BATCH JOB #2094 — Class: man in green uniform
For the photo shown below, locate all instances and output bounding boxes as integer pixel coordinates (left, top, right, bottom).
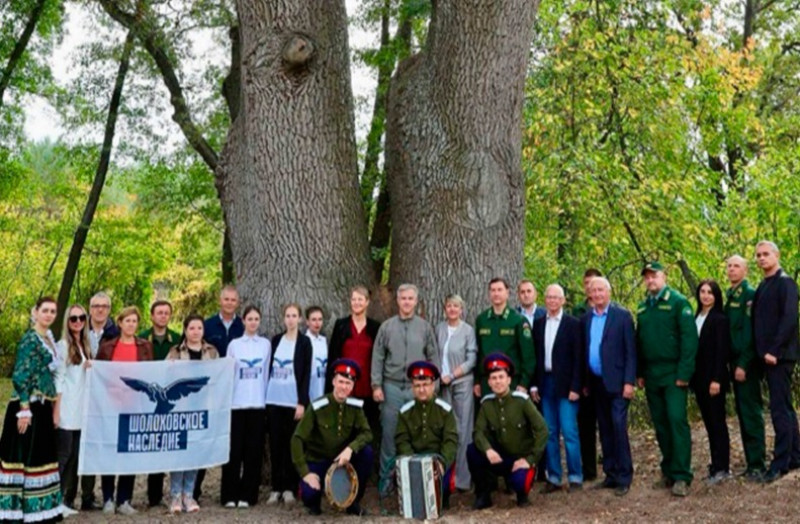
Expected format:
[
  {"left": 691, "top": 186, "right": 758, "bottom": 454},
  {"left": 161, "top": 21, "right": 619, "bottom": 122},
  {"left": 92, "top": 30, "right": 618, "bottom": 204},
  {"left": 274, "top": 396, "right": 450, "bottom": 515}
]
[
  {"left": 474, "top": 278, "right": 535, "bottom": 396},
  {"left": 396, "top": 361, "right": 459, "bottom": 508},
  {"left": 468, "top": 353, "right": 548, "bottom": 509},
  {"left": 636, "top": 261, "right": 698, "bottom": 497},
  {"left": 292, "top": 359, "right": 373, "bottom": 516},
  {"left": 724, "top": 254, "right": 766, "bottom": 481}
]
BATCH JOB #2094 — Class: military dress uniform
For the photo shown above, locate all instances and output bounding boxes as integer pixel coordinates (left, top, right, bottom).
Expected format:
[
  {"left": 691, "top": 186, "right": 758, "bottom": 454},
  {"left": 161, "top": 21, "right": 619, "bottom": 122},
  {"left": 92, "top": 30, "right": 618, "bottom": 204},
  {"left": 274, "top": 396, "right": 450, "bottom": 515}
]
[
  {"left": 395, "top": 361, "right": 460, "bottom": 500},
  {"left": 468, "top": 354, "right": 548, "bottom": 507},
  {"left": 475, "top": 307, "right": 535, "bottom": 395},
  {"left": 636, "top": 278, "right": 698, "bottom": 485},
  {"left": 725, "top": 279, "right": 766, "bottom": 475},
  {"left": 291, "top": 360, "right": 373, "bottom": 515}
]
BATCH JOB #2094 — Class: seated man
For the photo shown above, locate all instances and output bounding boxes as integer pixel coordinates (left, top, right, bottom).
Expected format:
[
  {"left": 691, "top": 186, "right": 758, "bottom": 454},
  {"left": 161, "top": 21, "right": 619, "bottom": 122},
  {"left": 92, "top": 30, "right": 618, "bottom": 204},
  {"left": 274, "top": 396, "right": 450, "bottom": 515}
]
[
  {"left": 395, "top": 361, "right": 459, "bottom": 509},
  {"left": 291, "top": 359, "right": 373, "bottom": 516},
  {"left": 468, "top": 353, "right": 548, "bottom": 509}
]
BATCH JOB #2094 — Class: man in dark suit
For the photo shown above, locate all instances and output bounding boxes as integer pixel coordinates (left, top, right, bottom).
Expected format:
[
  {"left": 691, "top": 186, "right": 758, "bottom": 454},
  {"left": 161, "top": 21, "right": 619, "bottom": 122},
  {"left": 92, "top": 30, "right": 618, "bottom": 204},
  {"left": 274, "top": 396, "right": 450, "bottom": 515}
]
[
  {"left": 530, "top": 284, "right": 584, "bottom": 492},
  {"left": 583, "top": 277, "right": 636, "bottom": 496}
]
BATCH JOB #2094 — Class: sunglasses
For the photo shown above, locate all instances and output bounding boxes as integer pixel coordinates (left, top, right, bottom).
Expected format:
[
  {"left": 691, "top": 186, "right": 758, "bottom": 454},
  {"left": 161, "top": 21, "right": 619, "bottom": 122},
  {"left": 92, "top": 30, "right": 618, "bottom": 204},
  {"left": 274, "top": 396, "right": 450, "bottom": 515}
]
[{"left": 69, "top": 314, "right": 87, "bottom": 323}]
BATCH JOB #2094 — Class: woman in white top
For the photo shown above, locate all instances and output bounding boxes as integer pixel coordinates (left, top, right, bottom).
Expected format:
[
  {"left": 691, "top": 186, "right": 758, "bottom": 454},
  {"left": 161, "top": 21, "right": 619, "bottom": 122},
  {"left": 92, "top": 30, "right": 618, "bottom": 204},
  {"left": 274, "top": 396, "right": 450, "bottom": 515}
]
[
  {"left": 221, "top": 305, "right": 271, "bottom": 509},
  {"left": 435, "top": 294, "right": 478, "bottom": 491},
  {"left": 265, "top": 304, "right": 312, "bottom": 505},
  {"left": 304, "top": 306, "right": 328, "bottom": 402},
  {"left": 55, "top": 304, "right": 92, "bottom": 517}
]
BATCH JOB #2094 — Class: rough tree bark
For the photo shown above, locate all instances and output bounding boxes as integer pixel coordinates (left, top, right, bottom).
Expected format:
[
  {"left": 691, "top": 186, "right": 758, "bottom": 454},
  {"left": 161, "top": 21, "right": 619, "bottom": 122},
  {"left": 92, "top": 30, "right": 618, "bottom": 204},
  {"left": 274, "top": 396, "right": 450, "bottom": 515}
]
[
  {"left": 54, "top": 31, "right": 135, "bottom": 336},
  {"left": 218, "top": 0, "right": 373, "bottom": 333},
  {"left": 385, "top": 0, "right": 541, "bottom": 323}
]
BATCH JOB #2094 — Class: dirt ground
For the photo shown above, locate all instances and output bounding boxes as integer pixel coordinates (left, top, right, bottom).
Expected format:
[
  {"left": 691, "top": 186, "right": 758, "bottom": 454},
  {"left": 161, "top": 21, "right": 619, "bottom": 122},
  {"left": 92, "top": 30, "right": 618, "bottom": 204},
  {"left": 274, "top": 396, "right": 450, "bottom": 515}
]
[{"left": 63, "top": 415, "right": 800, "bottom": 523}]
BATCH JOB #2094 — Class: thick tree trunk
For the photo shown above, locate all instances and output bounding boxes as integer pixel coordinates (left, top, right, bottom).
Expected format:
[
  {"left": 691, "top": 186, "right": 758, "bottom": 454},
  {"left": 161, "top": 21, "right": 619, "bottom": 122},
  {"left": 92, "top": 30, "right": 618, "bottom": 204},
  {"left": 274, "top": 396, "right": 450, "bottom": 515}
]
[
  {"left": 218, "top": 0, "right": 373, "bottom": 333},
  {"left": 0, "top": 0, "right": 47, "bottom": 107},
  {"left": 385, "top": 0, "right": 540, "bottom": 323}
]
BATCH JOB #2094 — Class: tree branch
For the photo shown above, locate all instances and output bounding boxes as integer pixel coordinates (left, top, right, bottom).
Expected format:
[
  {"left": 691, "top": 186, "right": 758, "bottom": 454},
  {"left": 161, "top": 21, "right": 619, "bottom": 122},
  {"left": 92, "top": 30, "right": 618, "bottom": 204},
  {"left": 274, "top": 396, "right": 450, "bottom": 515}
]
[{"left": 0, "top": 0, "right": 48, "bottom": 107}]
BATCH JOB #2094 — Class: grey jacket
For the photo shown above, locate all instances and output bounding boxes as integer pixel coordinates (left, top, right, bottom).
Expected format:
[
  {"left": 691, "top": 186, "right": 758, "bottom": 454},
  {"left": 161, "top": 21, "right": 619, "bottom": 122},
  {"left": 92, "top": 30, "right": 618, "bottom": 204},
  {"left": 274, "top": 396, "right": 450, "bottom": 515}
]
[
  {"left": 371, "top": 315, "right": 439, "bottom": 388},
  {"left": 435, "top": 320, "right": 477, "bottom": 385}
]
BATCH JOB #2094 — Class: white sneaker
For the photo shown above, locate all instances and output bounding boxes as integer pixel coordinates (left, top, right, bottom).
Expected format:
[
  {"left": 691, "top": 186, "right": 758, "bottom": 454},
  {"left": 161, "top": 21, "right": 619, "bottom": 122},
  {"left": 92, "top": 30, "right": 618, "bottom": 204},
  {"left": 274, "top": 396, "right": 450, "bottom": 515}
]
[
  {"left": 238, "top": 500, "right": 250, "bottom": 508},
  {"left": 58, "top": 504, "right": 79, "bottom": 518},
  {"left": 224, "top": 501, "right": 236, "bottom": 508},
  {"left": 282, "top": 491, "right": 296, "bottom": 505},
  {"left": 117, "top": 501, "right": 137, "bottom": 515},
  {"left": 102, "top": 500, "right": 115, "bottom": 514},
  {"left": 266, "top": 491, "right": 280, "bottom": 505}
]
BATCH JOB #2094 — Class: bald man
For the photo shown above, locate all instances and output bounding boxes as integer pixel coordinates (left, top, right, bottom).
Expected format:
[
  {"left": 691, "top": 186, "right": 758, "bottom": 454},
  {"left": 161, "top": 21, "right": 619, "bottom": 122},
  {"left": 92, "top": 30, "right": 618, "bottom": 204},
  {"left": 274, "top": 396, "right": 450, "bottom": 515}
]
[{"left": 530, "top": 285, "right": 584, "bottom": 492}]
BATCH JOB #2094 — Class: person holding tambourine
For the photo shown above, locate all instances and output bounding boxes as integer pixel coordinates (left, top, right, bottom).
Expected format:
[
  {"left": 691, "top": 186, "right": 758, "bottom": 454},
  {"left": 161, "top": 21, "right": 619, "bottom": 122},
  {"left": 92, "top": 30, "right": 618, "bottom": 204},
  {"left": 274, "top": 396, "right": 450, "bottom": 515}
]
[{"left": 291, "top": 359, "right": 373, "bottom": 516}]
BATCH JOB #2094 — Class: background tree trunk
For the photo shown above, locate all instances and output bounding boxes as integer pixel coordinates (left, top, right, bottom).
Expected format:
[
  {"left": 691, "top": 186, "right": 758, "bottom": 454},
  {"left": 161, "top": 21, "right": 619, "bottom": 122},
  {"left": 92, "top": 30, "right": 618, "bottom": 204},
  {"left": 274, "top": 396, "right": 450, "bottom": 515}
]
[
  {"left": 385, "top": 0, "right": 541, "bottom": 323},
  {"left": 218, "top": 0, "right": 373, "bottom": 334}
]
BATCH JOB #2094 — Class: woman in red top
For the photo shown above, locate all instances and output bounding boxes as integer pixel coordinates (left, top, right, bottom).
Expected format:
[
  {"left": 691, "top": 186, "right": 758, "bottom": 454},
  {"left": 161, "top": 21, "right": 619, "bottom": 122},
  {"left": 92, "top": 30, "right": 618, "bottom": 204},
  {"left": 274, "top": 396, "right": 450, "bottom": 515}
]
[
  {"left": 96, "top": 306, "right": 153, "bottom": 515},
  {"left": 326, "top": 286, "right": 381, "bottom": 435}
]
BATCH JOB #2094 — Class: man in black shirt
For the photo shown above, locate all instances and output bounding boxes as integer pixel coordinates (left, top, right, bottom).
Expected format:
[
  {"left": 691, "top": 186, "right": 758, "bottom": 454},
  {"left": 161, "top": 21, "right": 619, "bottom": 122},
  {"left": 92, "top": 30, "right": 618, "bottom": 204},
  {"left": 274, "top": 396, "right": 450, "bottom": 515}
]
[{"left": 752, "top": 240, "right": 800, "bottom": 483}]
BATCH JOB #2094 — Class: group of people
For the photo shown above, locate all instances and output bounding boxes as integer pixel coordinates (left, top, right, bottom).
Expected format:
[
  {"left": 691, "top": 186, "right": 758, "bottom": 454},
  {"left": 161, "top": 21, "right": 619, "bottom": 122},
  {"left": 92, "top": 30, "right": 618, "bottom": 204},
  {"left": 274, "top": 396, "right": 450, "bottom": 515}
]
[{"left": 0, "top": 239, "right": 798, "bottom": 521}]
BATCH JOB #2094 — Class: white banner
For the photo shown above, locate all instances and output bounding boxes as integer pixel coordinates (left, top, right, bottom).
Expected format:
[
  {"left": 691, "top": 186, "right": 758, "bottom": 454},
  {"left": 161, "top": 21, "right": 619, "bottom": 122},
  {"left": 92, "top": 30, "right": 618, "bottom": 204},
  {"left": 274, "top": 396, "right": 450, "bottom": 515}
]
[{"left": 78, "top": 359, "right": 234, "bottom": 475}]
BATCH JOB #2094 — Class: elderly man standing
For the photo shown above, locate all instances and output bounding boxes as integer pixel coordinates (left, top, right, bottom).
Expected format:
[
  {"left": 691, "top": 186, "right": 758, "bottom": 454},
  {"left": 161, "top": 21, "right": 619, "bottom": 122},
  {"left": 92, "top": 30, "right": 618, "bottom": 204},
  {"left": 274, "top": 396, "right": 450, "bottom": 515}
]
[
  {"left": 636, "top": 261, "right": 697, "bottom": 497},
  {"left": 752, "top": 241, "right": 800, "bottom": 483},
  {"left": 371, "top": 284, "right": 439, "bottom": 498},
  {"left": 584, "top": 277, "right": 636, "bottom": 496}
]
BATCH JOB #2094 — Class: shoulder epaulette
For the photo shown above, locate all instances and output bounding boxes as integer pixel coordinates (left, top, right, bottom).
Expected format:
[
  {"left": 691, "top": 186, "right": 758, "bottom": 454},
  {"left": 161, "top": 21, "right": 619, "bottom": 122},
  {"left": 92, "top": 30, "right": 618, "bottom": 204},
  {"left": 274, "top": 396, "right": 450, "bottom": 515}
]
[
  {"left": 311, "top": 397, "right": 329, "bottom": 411},
  {"left": 481, "top": 393, "right": 496, "bottom": 404},
  {"left": 512, "top": 391, "right": 530, "bottom": 400},
  {"left": 400, "top": 400, "right": 415, "bottom": 413},
  {"left": 345, "top": 397, "right": 364, "bottom": 408},
  {"left": 435, "top": 398, "right": 452, "bottom": 412}
]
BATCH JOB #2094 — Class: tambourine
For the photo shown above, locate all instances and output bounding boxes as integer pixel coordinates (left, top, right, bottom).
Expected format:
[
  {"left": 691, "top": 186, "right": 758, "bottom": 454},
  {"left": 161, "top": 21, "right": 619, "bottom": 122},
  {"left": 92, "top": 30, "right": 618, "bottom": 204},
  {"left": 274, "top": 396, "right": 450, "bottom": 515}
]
[{"left": 324, "top": 462, "right": 358, "bottom": 510}]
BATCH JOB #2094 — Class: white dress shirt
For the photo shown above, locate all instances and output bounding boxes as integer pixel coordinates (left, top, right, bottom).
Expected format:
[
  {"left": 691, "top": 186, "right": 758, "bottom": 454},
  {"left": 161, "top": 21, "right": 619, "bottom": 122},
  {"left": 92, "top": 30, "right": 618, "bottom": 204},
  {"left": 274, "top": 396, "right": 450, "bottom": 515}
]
[{"left": 544, "top": 309, "right": 563, "bottom": 372}]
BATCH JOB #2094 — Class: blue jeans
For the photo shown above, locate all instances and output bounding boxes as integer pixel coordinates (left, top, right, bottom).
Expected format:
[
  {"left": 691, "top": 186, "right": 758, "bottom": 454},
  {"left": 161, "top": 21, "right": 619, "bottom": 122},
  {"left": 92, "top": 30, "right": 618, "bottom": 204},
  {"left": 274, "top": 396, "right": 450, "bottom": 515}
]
[
  {"left": 541, "top": 373, "right": 582, "bottom": 484},
  {"left": 170, "top": 470, "right": 197, "bottom": 498}
]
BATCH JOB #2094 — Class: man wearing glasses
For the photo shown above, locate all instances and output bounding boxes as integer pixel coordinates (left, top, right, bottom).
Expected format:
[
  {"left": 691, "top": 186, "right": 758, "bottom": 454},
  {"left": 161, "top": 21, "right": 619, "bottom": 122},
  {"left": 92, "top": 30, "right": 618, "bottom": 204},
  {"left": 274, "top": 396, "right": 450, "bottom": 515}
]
[{"left": 88, "top": 292, "right": 118, "bottom": 358}]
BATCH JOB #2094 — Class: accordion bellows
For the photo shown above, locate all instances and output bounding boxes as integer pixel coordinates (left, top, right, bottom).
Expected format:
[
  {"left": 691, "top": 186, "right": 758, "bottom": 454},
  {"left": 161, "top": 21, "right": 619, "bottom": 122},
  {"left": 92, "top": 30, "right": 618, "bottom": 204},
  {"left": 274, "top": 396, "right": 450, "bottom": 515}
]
[{"left": 396, "top": 455, "right": 441, "bottom": 520}]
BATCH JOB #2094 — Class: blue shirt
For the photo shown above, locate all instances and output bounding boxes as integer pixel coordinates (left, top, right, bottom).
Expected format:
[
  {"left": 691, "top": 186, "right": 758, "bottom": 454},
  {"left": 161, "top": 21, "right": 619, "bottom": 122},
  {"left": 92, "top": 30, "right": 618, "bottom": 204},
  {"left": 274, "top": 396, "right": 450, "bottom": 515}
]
[{"left": 589, "top": 307, "right": 608, "bottom": 376}]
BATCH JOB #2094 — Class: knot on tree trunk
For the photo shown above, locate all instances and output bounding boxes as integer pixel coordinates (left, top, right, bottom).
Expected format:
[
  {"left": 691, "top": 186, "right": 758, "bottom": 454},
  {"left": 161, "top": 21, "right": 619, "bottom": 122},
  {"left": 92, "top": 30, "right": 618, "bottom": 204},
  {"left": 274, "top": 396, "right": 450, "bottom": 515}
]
[{"left": 282, "top": 33, "right": 315, "bottom": 69}]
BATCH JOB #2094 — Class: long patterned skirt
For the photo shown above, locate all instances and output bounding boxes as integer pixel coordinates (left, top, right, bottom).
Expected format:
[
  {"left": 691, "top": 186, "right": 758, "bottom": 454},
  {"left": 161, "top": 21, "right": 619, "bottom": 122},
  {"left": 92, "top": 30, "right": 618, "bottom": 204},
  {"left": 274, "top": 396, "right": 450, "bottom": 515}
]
[{"left": 0, "top": 400, "right": 62, "bottom": 522}]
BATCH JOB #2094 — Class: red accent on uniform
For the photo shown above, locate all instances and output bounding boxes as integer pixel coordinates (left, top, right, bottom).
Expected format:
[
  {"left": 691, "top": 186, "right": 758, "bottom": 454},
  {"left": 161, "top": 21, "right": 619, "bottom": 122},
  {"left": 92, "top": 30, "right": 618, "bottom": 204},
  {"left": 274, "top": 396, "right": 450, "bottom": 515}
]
[
  {"left": 411, "top": 367, "right": 435, "bottom": 379},
  {"left": 524, "top": 467, "right": 536, "bottom": 494}
]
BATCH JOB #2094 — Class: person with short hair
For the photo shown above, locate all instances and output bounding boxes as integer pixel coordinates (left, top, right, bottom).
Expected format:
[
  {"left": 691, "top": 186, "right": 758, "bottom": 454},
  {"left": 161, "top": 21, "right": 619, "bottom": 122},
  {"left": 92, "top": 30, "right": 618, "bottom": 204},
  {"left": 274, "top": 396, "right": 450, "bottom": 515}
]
[
  {"left": 88, "top": 291, "right": 118, "bottom": 358},
  {"left": 96, "top": 306, "right": 154, "bottom": 515},
  {"left": 468, "top": 353, "right": 548, "bottom": 509},
  {"left": 371, "top": 284, "right": 439, "bottom": 498},
  {"left": 395, "top": 361, "right": 459, "bottom": 509},
  {"left": 292, "top": 359, "right": 373, "bottom": 516},
  {"left": 305, "top": 306, "right": 328, "bottom": 401},
  {"left": 266, "top": 304, "right": 313, "bottom": 505},
  {"left": 222, "top": 305, "right": 271, "bottom": 509},
  {"left": 516, "top": 279, "right": 545, "bottom": 326},
  {"left": 0, "top": 297, "right": 64, "bottom": 522}
]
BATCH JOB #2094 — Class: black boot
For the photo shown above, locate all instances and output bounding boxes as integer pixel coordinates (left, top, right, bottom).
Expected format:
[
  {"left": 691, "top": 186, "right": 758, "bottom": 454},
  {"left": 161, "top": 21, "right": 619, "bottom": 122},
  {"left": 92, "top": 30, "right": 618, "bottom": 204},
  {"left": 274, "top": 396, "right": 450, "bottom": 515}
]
[
  {"left": 442, "top": 490, "right": 450, "bottom": 511},
  {"left": 306, "top": 502, "right": 322, "bottom": 516},
  {"left": 346, "top": 502, "right": 368, "bottom": 516},
  {"left": 516, "top": 492, "right": 530, "bottom": 507},
  {"left": 473, "top": 492, "right": 492, "bottom": 510}
]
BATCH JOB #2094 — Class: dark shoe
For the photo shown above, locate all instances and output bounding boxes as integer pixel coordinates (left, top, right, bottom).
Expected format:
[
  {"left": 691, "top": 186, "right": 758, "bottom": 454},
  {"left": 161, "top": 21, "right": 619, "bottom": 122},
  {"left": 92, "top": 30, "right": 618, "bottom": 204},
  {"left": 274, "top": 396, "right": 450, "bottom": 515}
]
[
  {"left": 148, "top": 499, "right": 162, "bottom": 508},
  {"left": 540, "top": 482, "right": 561, "bottom": 494},
  {"left": 592, "top": 478, "right": 617, "bottom": 490},
  {"left": 671, "top": 480, "right": 689, "bottom": 497},
  {"left": 442, "top": 491, "right": 450, "bottom": 510},
  {"left": 473, "top": 494, "right": 492, "bottom": 510},
  {"left": 81, "top": 500, "right": 102, "bottom": 511},
  {"left": 743, "top": 469, "right": 765, "bottom": 483},
  {"left": 569, "top": 482, "right": 583, "bottom": 492},
  {"left": 614, "top": 485, "right": 630, "bottom": 497},
  {"left": 761, "top": 469, "right": 785, "bottom": 484},
  {"left": 516, "top": 493, "right": 530, "bottom": 507},
  {"left": 306, "top": 503, "right": 322, "bottom": 516},
  {"left": 583, "top": 473, "right": 597, "bottom": 482},
  {"left": 652, "top": 476, "right": 675, "bottom": 489},
  {"left": 789, "top": 462, "right": 800, "bottom": 471},
  {"left": 346, "top": 503, "right": 368, "bottom": 516}
]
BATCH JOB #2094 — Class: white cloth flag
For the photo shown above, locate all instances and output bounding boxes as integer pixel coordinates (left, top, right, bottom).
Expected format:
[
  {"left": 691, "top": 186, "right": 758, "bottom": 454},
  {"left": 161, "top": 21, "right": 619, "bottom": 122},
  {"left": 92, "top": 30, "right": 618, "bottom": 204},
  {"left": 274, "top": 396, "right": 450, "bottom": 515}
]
[{"left": 78, "top": 359, "right": 234, "bottom": 475}]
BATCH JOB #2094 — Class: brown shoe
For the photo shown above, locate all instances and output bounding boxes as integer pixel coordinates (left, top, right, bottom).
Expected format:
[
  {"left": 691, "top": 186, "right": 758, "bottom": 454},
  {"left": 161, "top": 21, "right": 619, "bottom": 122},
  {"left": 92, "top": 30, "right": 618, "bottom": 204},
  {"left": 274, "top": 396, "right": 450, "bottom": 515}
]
[{"left": 540, "top": 482, "right": 562, "bottom": 494}]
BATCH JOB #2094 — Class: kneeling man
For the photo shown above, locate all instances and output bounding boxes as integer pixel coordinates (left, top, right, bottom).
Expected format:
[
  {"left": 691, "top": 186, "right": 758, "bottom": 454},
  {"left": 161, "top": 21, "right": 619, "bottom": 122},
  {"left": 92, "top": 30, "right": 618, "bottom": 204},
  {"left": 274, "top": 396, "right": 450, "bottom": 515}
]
[
  {"left": 395, "top": 361, "right": 459, "bottom": 508},
  {"left": 291, "top": 359, "right": 373, "bottom": 516},
  {"left": 468, "top": 353, "right": 548, "bottom": 509}
]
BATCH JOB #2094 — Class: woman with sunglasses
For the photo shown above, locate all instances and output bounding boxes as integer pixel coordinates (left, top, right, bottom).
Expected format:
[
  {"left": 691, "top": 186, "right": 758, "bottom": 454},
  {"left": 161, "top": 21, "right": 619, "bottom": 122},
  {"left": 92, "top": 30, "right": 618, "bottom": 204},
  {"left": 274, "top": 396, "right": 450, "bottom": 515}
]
[
  {"left": 54, "top": 305, "right": 93, "bottom": 517},
  {"left": 0, "top": 297, "right": 63, "bottom": 522}
]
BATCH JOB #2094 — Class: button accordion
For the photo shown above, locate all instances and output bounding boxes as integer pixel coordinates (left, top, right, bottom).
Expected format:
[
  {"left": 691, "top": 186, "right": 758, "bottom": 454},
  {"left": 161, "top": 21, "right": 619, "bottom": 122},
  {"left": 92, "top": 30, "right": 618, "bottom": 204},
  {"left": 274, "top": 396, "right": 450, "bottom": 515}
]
[{"left": 396, "top": 455, "right": 442, "bottom": 519}]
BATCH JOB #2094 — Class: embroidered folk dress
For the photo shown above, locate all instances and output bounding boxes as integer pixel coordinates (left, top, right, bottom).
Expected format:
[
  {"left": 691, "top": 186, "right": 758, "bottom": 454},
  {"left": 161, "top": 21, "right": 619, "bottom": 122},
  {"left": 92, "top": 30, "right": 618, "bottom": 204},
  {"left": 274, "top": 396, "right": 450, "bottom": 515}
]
[{"left": 0, "top": 329, "right": 63, "bottom": 522}]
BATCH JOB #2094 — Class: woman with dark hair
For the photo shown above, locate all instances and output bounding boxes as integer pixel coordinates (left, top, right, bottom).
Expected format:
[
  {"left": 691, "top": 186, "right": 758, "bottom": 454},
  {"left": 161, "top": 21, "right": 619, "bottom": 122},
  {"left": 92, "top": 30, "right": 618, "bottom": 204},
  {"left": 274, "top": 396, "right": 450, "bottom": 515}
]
[
  {"left": 265, "top": 303, "right": 312, "bottom": 505},
  {"left": 165, "top": 315, "right": 219, "bottom": 513},
  {"left": 0, "top": 297, "right": 63, "bottom": 522},
  {"left": 96, "top": 306, "right": 153, "bottom": 515},
  {"left": 55, "top": 304, "right": 92, "bottom": 517},
  {"left": 222, "top": 305, "right": 271, "bottom": 508},
  {"left": 692, "top": 279, "right": 731, "bottom": 485}
]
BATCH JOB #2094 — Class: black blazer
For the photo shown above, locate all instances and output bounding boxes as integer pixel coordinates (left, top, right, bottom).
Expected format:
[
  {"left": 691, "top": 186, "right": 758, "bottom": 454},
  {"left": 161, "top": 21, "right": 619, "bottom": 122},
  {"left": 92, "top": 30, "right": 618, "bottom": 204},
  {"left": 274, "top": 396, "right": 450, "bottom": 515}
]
[
  {"left": 532, "top": 313, "right": 583, "bottom": 398},
  {"left": 692, "top": 310, "right": 731, "bottom": 392},
  {"left": 581, "top": 303, "right": 637, "bottom": 394},
  {"left": 325, "top": 316, "right": 381, "bottom": 393},
  {"left": 269, "top": 332, "right": 313, "bottom": 406}
]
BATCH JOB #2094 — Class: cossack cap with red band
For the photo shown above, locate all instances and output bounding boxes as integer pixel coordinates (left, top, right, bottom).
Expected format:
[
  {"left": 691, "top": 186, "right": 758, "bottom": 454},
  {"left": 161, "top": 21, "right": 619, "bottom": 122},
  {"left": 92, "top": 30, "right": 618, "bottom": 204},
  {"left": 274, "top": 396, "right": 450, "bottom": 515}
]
[
  {"left": 406, "top": 360, "right": 440, "bottom": 381},
  {"left": 331, "top": 358, "right": 361, "bottom": 381},
  {"left": 483, "top": 352, "right": 515, "bottom": 376}
]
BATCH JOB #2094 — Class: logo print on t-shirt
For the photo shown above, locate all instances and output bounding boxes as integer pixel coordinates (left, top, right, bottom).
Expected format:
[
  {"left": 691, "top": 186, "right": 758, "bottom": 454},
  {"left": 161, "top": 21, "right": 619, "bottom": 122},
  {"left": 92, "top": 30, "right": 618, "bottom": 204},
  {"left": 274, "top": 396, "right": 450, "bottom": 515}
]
[
  {"left": 272, "top": 358, "right": 294, "bottom": 380},
  {"left": 239, "top": 358, "right": 263, "bottom": 379},
  {"left": 315, "top": 357, "right": 327, "bottom": 378}
]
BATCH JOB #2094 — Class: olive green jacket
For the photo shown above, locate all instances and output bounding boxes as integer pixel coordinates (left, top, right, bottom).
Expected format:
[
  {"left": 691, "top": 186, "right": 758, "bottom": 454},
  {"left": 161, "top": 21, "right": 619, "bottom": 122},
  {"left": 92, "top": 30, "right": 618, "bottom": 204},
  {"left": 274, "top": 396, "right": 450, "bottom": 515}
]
[
  {"left": 475, "top": 306, "right": 535, "bottom": 393},
  {"left": 473, "top": 390, "right": 548, "bottom": 467},
  {"left": 396, "top": 397, "right": 459, "bottom": 466}
]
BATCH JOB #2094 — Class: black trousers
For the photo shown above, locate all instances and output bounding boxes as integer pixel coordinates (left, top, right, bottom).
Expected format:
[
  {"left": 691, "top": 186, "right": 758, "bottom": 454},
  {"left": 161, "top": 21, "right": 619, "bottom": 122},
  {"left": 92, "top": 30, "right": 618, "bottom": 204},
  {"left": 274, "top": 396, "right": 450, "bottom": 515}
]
[
  {"left": 591, "top": 375, "right": 633, "bottom": 487},
  {"left": 57, "top": 429, "right": 81, "bottom": 507},
  {"left": 765, "top": 361, "right": 800, "bottom": 473},
  {"left": 101, "top": 475, "right": 135, "bottom": 504},
  {"left": 578, "top": 393, "right": 598, "bottom": 480},
  {"left": 267, "top": 405, "right": 299, "bottom": 492},
  {"left": 694, "top": 385, "right": 730, "bottom": 475},
  {"left": 221, "top": 408, "right": 267, "bottom": 505},
  {"left": 147, "top": 473, "right": 165, "bottom": 506}
]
